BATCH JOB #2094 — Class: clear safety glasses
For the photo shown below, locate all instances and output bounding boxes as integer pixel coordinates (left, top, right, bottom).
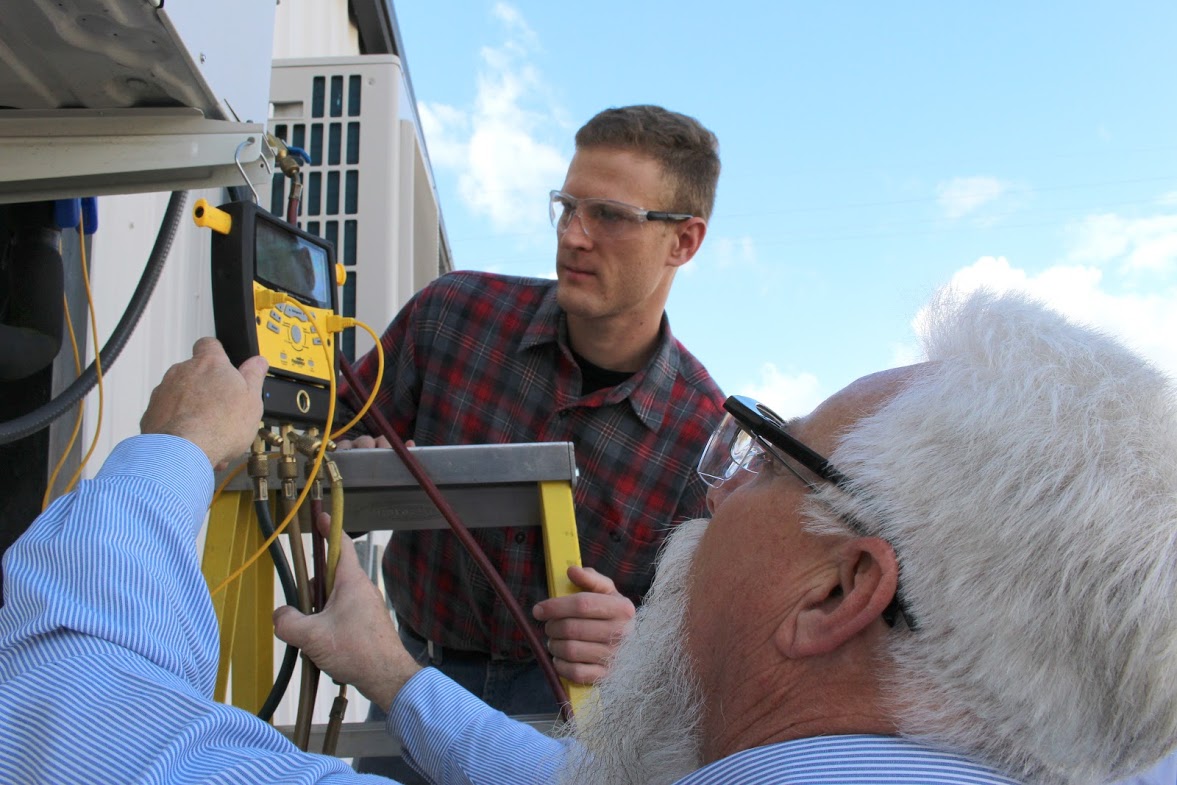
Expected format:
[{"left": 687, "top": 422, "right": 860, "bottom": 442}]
[
  {"left": 697, "top": 396, "right": 845, "bottom": 490},
  {"left": 549, "top": 190, "right": 692, "bottom": 241}
]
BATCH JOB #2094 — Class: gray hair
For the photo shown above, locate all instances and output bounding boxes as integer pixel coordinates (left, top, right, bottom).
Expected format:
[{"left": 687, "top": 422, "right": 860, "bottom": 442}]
[{"left": 817, "top": 289, "right": 1177, "bottom": 784}]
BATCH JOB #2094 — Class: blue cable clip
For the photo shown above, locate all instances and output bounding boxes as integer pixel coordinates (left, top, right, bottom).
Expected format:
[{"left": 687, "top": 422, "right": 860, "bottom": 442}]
[{"left": 52, "top": 197, "right": 99, "bottom": 234}]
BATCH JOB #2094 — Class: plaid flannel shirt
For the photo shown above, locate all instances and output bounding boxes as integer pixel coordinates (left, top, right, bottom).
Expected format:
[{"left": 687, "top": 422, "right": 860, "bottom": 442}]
[{"left": 343, "top": 271, "right": 724, "bottom": 661}]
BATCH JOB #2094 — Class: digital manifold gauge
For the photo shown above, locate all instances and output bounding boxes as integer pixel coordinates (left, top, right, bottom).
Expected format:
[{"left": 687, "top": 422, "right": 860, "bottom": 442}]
[{"left": 194, "top": 199, "right": 346, "bottom": 426}]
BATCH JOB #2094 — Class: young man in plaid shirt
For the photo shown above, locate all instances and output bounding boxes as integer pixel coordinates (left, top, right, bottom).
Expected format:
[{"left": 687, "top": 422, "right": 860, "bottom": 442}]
[{"left": 341, "top": 106, "right": 725, "bottom": 757}]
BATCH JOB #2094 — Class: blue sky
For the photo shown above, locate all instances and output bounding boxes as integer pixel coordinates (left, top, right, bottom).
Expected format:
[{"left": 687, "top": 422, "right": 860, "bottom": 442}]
[{"left": 394, "top": 2, "right": 1177, "bottom": 417}]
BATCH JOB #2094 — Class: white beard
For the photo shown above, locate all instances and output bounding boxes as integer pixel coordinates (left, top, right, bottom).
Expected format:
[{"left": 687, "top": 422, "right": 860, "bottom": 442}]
[{"left": 554, "top": 518, "right": 709, "bottom": 785}]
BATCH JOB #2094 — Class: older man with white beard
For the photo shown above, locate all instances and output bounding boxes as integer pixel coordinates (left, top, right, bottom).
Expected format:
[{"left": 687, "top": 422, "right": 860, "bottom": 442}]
[
  {"left": 287, "top": 289, "right": 1177, "bottom": 785},
  {"left": 5, "top": 290, "right": 1177, "bottom": 784}
]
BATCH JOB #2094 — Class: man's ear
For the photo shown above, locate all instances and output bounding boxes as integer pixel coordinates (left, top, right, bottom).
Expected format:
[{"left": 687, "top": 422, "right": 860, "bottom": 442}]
[
  {"left": 666, "top": 217, "right": 707, "bottom": 268},
  {"left": 776, "top": 537, "right": 899, "bottom": 659}
]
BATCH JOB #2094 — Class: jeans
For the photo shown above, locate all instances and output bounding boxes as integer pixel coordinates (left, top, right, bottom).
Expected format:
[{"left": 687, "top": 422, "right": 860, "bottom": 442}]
[{"left": 353, "top": 624, "right": 561, "bottom": 781}]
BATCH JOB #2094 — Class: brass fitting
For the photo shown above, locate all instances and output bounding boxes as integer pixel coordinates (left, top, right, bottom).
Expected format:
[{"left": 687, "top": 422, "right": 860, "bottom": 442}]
[
  {"left": 265, "top": 132, "right": 303, "bottom": 179},
  {"left": 323, "top": 455, "right": 343, "bottom": 487},
  {"left": 303, "top": 463, "right": 324, "bottom": 501},
  {"left": 288, "top": 427, "right": 337, "bottom": 459},
  {"left": 278, "top": 424, "right": 300, "bottom": 500},
  {"left": 247, "top": 427, "right": 271, "bottom": 501}
]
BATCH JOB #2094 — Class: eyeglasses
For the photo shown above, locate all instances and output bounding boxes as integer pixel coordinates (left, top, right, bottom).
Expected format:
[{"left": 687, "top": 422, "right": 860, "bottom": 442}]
[
  {"left": 698, "top": 396, "right": 848, "bottom": 490},
  {"left": 698, "top": 395, "right": 916, "bottom": 630},
  {"left": 549, "top": 190, "right": 693, "bottom": 241}
]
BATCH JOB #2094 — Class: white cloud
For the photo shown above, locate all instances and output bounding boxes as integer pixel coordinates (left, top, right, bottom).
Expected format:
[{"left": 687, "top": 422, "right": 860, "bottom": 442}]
[
  {"left": 492, "top": 2, "right": 540, "bottom": 48},
  {"left": 1067, "top": 212, "right": 1177, "bottom": 272},
  {"left": 417, "top": 4, "right": 568, "bottom": 234},
  {"left": 927, "top": 254, "right": 1177, "bottom": 379},
  {"left": 914, "top": 197, "right": 1177, "bottom": 378},
  {"left": 417, "top": 103, "right": 468, "bottom": 169},
  {"left": 936, "top": 176, "right": 1008, "bottom": 220},
  {"left": 707, "top": 235, "right": 758, "bottom": 271},
  {"left": 741, "top": 363, "right": 825, "bottom": 418}
]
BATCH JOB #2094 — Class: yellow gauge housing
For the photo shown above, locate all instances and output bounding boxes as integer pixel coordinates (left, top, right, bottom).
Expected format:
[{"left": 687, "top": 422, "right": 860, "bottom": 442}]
[{"left": 198, "top": 200, "right": 341, "bottom": 425}]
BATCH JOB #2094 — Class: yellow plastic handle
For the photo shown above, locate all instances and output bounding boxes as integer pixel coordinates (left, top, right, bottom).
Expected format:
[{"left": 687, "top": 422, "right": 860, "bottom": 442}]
[{"left": 193, "top": 199, "right": 232, "bottom": 235}]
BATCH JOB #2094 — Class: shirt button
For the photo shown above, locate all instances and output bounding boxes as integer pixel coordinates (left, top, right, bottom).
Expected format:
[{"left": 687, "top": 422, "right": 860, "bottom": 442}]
[
  {"left": 558, "top": 410, "right": 569, "bottom": 419},
  {"left": 514, "top": 532, "right": 527, "bottom": 544},
  {"left": 609, "top": 530, "right": 622, "bottom": 543}
]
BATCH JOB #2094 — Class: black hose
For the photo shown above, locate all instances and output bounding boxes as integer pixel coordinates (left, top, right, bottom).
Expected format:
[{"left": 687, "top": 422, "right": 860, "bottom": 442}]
[
  {"left": 254, "top": 498, "right": 299, "bottom": 722},
  {"left": 259, "top": 644, "right": 299, "bottom": 723},
  {"left": 0, "top": 191, "right": 188, "bottom": 445},
  {"left": 255, "top": 499, "right": 299, "bottom": 609}
]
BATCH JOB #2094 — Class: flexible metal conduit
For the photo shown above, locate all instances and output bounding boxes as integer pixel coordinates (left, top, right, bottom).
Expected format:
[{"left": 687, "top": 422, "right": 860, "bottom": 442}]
[{"left": 0, "top": 191, "right": 188, "bottom": 445}]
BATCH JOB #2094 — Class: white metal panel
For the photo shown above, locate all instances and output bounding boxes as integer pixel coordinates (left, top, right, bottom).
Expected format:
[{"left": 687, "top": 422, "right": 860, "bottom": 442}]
[
  {"left": 80, "top": 190, "right": 220, "bottom": 473},
  {"left": 0, "top": 0, "right": 274, "bottom": 118},
  {"left": 272, "top": 0, "right": 360, "bottom": 59},
  {"left": 0, "top": 1, "right": 277, "bottom": 201},
  {"left": 158, "top": 0, "right": 278, "bottom": 122},
  {"left": 396, "top": 119, "right": 416, "bottom": 304},
  {"left": 409, "top": 120, "right": 442, "bottom": 292},
  {"left": 0, "top": 111, "right": 268, "bottom": 205}
]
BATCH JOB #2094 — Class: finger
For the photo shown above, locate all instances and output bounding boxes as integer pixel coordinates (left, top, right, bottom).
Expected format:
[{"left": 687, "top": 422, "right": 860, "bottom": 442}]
[
  {"left": 192, "top": 337, "right": 225, "bottom": 359},
  {"left": 534, "top": 591, "right": 634, "bottom": 622},
  {"left": 376, "top": 435, "right": 393, "bottom": 448},
  {"left": 238, "top": 355, "right": 269, "bottom": 393},
  {"left": 566, "top": 565, "right": 619, "bottom": 595},
  {"left": 544, "top": 617, "right": 628, "bottom": 646},
  {"left": 349, "top": 435, "right": 378, "bottom": 449},
  {"left": 548, "top": 637, "right": 615, "bottom": 666},
  {"left": 551, "top": 656, "right": 605, "bottom": 686},
  {"left": 331, "top": 525, "right": 364, "bottom": 579},
  {"left": 272, "top": 604, "right": 310, "bottom": 646}
]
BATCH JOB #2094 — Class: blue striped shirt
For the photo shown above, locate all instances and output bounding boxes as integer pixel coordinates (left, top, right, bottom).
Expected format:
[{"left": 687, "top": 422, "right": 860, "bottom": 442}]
[
  {"left": 390, "top": 669, "right": 1024, "bottom": 784},
  {"left": 0, "top": 434, "right": 1028, "bottom": 784}
]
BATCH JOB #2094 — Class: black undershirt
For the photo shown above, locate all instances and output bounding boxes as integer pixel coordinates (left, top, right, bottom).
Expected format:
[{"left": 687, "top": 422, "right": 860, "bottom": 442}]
[{"left": 573, "top": 350, "right": 634, "bottom": 395}]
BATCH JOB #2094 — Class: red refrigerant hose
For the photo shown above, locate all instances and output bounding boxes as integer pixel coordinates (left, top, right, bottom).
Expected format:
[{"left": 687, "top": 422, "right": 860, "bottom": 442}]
[{"left": 336, "top": 355, "right": 572, "bottom": 715}]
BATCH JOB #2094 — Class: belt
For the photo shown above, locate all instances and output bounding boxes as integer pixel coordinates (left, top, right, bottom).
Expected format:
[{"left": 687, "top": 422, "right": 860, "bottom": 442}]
[{"left": 399, "top": 624, "right": 511, "bottom": 665}]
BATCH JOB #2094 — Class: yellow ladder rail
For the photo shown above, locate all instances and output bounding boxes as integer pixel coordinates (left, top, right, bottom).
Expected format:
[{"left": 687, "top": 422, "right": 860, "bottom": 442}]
[{"left": 538, "top": 479, "right": 591, "bottom": 714}]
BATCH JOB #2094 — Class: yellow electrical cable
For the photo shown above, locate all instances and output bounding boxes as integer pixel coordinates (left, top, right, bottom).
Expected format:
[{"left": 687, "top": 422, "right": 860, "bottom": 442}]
[
  {"left": 62, "top": 217, "right": 103, "bottom": 496},
  {"left": 41, "top": 292, "right": 84, "bottom": 511},
  {"left": 210, "top": 302, "right": 337, "bottom": 597},
  {"left": 329, "top": 318, "right": 384, "bottom": 440},
  {"left": 320, "top": 317, "right": 381, "bottom": 595},
  {"left": 209, "top": 462, "right": 246, "bottom": 510}
]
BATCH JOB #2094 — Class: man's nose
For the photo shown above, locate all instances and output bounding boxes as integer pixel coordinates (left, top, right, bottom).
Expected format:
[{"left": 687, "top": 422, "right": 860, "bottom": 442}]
[
  {"left": 705, "top": 473, "right": 748, "bottom": 514},
  {"left": 701, "top": 466, "right": 757, "bottom": 515},
  {"left": 558, "top": 212, "right": 592, "bottom": 249},
  {"left": 705, "top": 484, "right": 725, "bottom": 515}
]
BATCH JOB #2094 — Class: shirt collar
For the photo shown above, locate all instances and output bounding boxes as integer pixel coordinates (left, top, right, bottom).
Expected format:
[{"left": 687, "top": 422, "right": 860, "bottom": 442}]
[
  {"left": 674, "top": 735, "right": 1020, "bottom": 785},
  {"left": 519, "top": 283, "right": 680, "bottom": 433}
]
